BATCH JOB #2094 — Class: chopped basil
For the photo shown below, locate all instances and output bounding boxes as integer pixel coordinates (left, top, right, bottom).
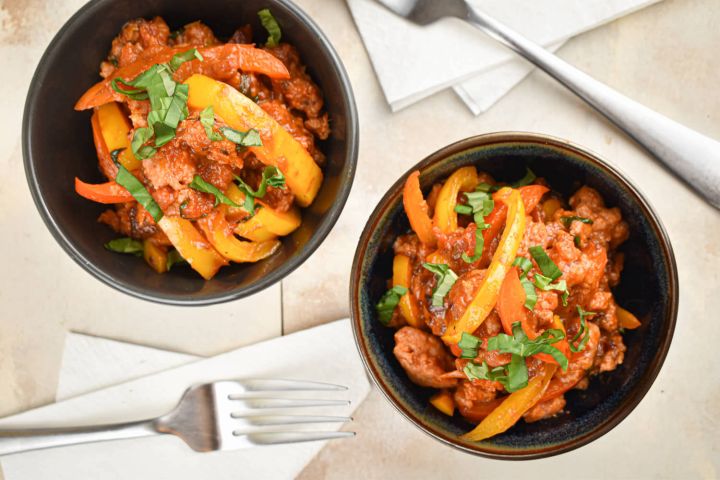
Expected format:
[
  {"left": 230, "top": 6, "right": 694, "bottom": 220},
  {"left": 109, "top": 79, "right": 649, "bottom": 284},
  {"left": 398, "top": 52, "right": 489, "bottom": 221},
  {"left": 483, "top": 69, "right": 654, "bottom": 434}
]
[
  {"left": 510, "top": 167, "right": 536, "bottom": 188},
  {"left": 422, "top": 263, "right": 458, "bottom": 307},
  {"left": 532, "top": 274, "right": 569, "bottom": 307},
  {"left": 458, "top": 190, "right": 494, "bottom": 263},
  {"left": 233, "top": 166, "right": 286, "bottom": 215},
  {"left": 489, "top": 322, "right": 569, "bottom": 372},
  {"left": 574, "top": 235, "right": 582, "bottom": 248},
  {"left": 512, "top": 256, "right": 533, "bottom": 278},
  {"left": 115, "top": 164, "right": 163, "bottom": 222},
  {"left": 454, "top": 204, "right": 472, "bottom": 215},
  {"left": 166, "top": 249, "right": 187, "bottom": 270},
  {"left": 458, "top": 332, "right": 482, "bottom": 359},
  {"left": 131, "top": 127, "right": 157, "bottom": 160},
  {"left": 199, "top": 106, "right": 223, "bottom": 141},
  {"left": 376, "top": 285, "right": 407, "bottom": 325},
  {"left": 475, "top": 182, "right": 497, "bottom": 193},
  {"left": 104, "top": 237, "right": 143, "bottom": 257},
  {"left": 570, "top": 306, "right": 595, "bottom": 352},
  {"left": 528, "top": 245, "right": 562, "bottom": 281},
  {"left": 519, "top": 275, "right": 537, "bottom": 310},
  {"left": 169, "top": 48, "right": 203, "bottom": 71},
  {"left": 220, "top": 126, "right": 263, "bottom": 148},
  {"left": 464, "top": 360, "right": 514, "bottom": 385},
  {"left": 113, "top": 49, "right": 202, "bottom": 159},
  {"left": 561, "top": 216, "right": 593, "bottom": 227},
  {"left": 258, "top": 8, "right": 282, "bottom": 47},
  {"left": 189, "top": 175, "right": 241, "bottom": 208}
]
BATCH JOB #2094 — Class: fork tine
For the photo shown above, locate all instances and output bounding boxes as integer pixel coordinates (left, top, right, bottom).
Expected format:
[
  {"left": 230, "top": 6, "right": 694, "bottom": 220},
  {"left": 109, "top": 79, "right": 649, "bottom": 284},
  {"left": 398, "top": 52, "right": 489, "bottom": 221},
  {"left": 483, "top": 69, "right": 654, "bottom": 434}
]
[
  {"left": 231, "top": 414, "right": 351, "bottom": 426},
  {"left": 229, "top": 397, "right": 350, "bottom": 409},
  {"left": 238, "top": 379, "right": 347, "bottom": 392},
  {"left": 242, "top": 431, "right": 355, "bottom": 445}
]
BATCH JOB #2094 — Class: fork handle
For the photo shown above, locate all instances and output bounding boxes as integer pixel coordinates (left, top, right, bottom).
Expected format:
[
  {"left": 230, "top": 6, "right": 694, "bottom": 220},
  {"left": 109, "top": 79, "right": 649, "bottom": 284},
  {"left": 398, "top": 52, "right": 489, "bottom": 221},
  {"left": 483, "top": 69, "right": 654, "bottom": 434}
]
[
  {"left": 0, "top": 420, "right": 158, "bottom": 456},
  {"left": 465, "top": 3, "right": 720, "bottom": 209}
]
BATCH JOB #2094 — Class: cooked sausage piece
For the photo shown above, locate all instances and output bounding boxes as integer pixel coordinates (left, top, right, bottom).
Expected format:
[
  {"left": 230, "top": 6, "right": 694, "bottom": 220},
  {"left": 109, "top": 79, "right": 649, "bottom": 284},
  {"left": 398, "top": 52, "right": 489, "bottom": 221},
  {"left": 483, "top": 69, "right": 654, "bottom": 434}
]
[
  {"left": 393, "top": 327, "right": 457, "bottom": 389},
  {"left": 524, "top": 395, "right": 566, "bottom": 423}
]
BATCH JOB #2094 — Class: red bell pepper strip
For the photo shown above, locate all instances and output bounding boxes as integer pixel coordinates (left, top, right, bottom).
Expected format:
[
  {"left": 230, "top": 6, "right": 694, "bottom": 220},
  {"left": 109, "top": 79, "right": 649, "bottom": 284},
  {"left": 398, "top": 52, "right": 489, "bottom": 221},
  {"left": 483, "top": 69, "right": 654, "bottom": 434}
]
[
  {"left": 75, "top": 178, "right": 133, "bottom": 204},
  {"left": 75, "top": 44, "right": 291, "bottom": 111}
]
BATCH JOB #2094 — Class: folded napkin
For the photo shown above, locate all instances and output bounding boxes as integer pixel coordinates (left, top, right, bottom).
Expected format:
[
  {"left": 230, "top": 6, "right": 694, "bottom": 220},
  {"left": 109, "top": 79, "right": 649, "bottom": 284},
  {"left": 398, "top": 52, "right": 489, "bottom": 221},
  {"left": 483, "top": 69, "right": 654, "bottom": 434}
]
[
  {"left": 0, "top": 319, "right": 370, "bottom": 480},
  {"left": 347, "top": 0, "right": 661, "bottom": 113}
]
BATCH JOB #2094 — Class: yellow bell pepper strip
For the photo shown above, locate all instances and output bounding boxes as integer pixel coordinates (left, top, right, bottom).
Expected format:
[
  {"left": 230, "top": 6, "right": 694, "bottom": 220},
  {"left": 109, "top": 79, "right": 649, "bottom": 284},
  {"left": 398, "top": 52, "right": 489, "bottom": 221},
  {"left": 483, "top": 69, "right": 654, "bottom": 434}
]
[
  {"left": 542, "top": 197, "right": 562, "bottom": 219},
  {"left": 184, "top": 74, "right": 322, "bottom": 207},
  {"left": 425, "top": 250, "right": 448, "bottom": 265},
  {"left": 403, "top": 171, "right": 436, "bottom": 246},
  {"left": 90, "top": 110, "right": 120, "bottom": 180},
  {"left": 433, "top": 166, "right": 479, "bottom": 233},
  {"left": 143, "top": 240, "right": 168, "bottom": 274},
  {"left": 617, "top": 305, "right": 642, "bottom": 329},
  {"left": 442, "top": 188, "right": 526, "bottom": 344},
  {"left": 461, "top": 363, "right": 557, "bottom": 442},
  {"left": 430, "top": 390, "right": 456, "bottom": 416},
  {"left": 75, "top": 45, "right": 290, "bottom": 111},
  {"left": 392, "top": 254, "right": 423, "bottom": 328},
  {"left": 224, "top": 183, "right": 302, "bottom": 241},
  {"left": 197, "top": 207, "right": 281, "bottom": 263},
  {"left": 95, "top": 102, "right": 141, "bottom": 171},
  {"left": 74, "top": 178, "right": 133, "bottom": 204},
  {"left": 157, "top": 216, "right": 228, "bottom": 280}
]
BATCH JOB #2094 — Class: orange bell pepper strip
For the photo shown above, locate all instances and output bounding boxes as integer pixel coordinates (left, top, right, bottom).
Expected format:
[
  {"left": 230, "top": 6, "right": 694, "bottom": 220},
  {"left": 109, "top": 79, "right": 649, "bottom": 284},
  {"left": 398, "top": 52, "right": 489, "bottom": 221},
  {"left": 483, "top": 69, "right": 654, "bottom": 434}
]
[
  {"left": 617, "top": 305, "right": 641, "bottom": 329},
  {"left": 75, "top": 45, "right": 290, "bottom": 111},
  {"left": 461, "top": 363, "right": 557, "bottom": 442},
  {"left": 479, "top": 185, "right": 549, "bottom": 266},
  {"left": 74, "top": 178, "right": 133, "bottom": 203},
  {"left": 403, "top": 171, "right": 436, "bottom": 246},
  {"left": 157, "top": 216, "right": 228, "bottom": 280},
  {"left": 95, "top": 102, "right": 140, "bottom": 171},
  {"left": 497, "top": 267, "right": 529, "bottom": 336},
  {"left": 430, "top": 391, "right": 456, "bottom": 416},
  {"left": 224, "top": 183, "right": 302, "bottom": 241},
  {"left": 197, "top": 207, "right": 281, "bottom": 263},
  {"left": 442, "top": 188, "right": 526, "bottom": 344},
  {"left": 184, "top": 74, "right": 322, "bottom": 207},
  {"left": 433, "top": 166, "right": 478, "bottom": 233},
  {"left": 392, "top": 254, "right": 423, "bottom": 328}
]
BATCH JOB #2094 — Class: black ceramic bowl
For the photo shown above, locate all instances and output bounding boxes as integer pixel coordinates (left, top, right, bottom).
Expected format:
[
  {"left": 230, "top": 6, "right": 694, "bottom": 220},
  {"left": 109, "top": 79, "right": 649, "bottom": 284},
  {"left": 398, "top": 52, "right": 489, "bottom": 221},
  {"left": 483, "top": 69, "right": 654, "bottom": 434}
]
[
  {"left": 351, "top": 132, "right": 677, "bottom": 459},
  {"left": 23, "top": 0, "right": 357, "bottom": 305}
]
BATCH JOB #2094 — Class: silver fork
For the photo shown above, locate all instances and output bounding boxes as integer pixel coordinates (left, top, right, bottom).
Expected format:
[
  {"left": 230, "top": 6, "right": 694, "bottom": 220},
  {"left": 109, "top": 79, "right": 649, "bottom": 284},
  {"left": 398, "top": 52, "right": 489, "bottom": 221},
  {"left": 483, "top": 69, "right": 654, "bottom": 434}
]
[
  {"left": 0, "top": 379, "right": 353, "bottom": 456},
  {"left": 376, "top": 0, "right": 720, "bottom": 209}
]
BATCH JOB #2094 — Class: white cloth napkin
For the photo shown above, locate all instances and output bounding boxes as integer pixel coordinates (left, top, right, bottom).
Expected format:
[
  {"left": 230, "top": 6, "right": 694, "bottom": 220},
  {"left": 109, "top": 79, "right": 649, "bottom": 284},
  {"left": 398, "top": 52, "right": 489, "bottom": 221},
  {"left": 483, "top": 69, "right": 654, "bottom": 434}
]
[
  {"left": 347, "top": 0, "right": 662, "bottom": 113},
  {"left": 0, "top": 319, "right": 370, "bottom": 480}
]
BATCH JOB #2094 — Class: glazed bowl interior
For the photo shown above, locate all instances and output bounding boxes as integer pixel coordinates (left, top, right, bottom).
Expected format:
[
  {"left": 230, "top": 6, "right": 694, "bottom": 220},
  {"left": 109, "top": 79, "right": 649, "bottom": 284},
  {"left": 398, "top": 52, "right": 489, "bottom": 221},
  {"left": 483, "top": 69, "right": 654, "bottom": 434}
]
[
  {"left": 23, "top": 0, "right": 357, "bottom": 305},
  {"left": 351, "top": 133, "right": 677, "bottom": 459}
]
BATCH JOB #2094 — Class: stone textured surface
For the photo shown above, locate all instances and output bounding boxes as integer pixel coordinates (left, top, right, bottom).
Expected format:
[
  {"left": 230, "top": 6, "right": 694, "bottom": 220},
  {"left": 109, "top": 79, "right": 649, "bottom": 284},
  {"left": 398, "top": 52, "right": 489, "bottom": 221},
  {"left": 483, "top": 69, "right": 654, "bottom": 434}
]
[{"left": 0, "top": 0, "right": 719, "bottom": 477}]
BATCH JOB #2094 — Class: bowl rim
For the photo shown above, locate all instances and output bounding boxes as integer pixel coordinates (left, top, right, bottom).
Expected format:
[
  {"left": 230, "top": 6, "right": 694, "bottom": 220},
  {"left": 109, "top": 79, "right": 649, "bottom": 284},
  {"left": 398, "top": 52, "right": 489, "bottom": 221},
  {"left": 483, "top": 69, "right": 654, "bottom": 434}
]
[
  {"left": 350, "top": 131, "right": 678, "bottom": 459},
  {"left": 22, "top": 0, "right": 359, "bottom": 306}
]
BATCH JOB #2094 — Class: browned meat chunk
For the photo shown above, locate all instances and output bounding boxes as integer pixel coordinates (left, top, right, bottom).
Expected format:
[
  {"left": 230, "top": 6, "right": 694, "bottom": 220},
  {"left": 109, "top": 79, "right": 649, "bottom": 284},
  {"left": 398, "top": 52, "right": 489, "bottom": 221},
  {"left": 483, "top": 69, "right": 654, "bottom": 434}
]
[
  {"left": 393, "top": 327, "right": 457, "bottom": 389},
  {"left": 524, "top": 395, "right": 566, "bottom": 423}
]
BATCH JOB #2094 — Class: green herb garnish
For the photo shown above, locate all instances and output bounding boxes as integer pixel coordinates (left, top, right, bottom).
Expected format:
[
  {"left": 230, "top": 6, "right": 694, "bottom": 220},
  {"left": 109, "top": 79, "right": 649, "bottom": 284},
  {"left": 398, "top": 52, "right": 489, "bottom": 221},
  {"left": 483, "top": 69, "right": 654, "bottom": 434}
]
[
  {"left": 111, "top": 49, "right": 202, "bottom": 159},
  {"left": 422, "top": 263, "right": 458, "bottom": 307},
  {"left": 220, "top": 126, "right": 263, "bottom": 150},
  {"left": 199, "top": 106, "right": 223, "bottom": 141},
  {"left": 561, "top": 216, "right": 593, "bottom": 227},
  {"left": 574, "top": 235, "right": 582, "bottom": 248},
  {"left": 166, "top": 249, "right": 187, "bottom": 270},
  {"left": 510, "top": 167, "right": 537, "bottom": 188},
  {"left": 457, "top": 190, "right": 494, "bottom": 263},
  {"left": 528, "top": 245, "right": 562, "bottom": 281},
  {"left": 570, "top": 306, "right": 595, "bottom": 353},
  {"left": 376, "top": 285, "right": 408, "bottom": 325},
  {"left": 104, "top": 237, "right": 144, "bottom": 256},
  {"left": 512, "top": 256, "right": 536, "bottom": 310},
  {"left": 188, "top": 175, "right": 241, "bottom": 208},
  {"left": 233, "top": 166, "right": 286, "bottom": 215},
  {"left": 115, "top": 164, "right": 163, "bottom": 222},
  {"left": 512, "top": 256, "right": 533, "bottom": 277},
  {"left": 458, "top": 332, "right": 482, "bottom": 359},
  {"left": 258, "top": 8, "right": 282, "bottom": 47}
]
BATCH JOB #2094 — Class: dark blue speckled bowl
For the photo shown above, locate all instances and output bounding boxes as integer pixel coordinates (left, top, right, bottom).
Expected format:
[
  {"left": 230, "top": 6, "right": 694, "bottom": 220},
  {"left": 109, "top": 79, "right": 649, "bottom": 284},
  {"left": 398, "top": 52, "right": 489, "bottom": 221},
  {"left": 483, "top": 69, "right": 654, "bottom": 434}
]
[{"left": 350, "top": 132, "right": 677, "bottom": 459}]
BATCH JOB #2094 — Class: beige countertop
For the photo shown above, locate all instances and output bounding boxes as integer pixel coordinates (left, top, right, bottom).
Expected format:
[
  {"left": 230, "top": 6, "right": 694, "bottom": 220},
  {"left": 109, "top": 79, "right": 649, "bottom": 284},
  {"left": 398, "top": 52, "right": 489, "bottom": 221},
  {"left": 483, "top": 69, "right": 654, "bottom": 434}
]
[{"left": 1, "top": 0, "right": 719, "bottom": 478}]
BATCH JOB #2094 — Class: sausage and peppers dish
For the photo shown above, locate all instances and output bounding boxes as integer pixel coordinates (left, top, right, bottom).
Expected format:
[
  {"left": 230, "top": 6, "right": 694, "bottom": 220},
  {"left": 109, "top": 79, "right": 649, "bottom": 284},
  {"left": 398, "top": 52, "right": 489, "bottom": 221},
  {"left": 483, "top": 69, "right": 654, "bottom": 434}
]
[
  {"left": 74, "top": 10, "right": 328, "bottom": 279},
  {"left": 376, "top": 166, "right": 642, "bottom": 441}
]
